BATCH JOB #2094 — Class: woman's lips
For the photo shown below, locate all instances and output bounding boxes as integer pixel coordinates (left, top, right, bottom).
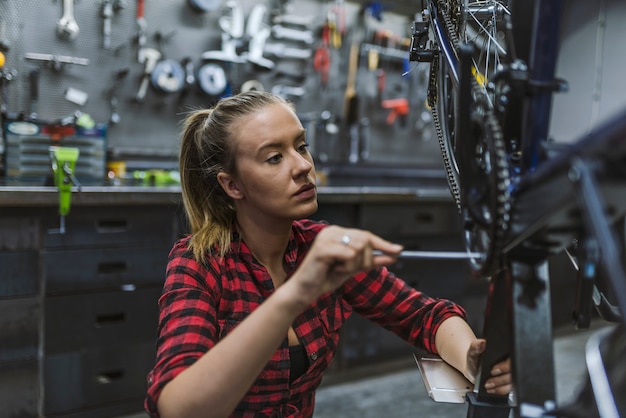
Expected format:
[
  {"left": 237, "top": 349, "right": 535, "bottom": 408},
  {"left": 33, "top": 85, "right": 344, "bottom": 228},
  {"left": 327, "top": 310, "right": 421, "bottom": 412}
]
[{"left": 294, "top": 184, "right": 316, "bottom": 199}]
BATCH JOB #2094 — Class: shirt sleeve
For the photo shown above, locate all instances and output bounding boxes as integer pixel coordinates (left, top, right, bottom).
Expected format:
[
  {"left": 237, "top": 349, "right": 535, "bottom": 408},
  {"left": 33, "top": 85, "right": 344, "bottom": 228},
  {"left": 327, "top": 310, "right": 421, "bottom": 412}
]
[
  {"left": 340, "top": 267, "right": 466, "bottom": 354},
  {"left": 145, "top": 239, "right": 220, "bottom": 417}
]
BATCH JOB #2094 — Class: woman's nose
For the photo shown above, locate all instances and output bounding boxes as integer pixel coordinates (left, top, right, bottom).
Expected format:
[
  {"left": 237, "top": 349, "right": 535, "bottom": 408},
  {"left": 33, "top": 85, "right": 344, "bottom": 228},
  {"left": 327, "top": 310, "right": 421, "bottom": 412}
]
[{"left": 293, "top": 152, "right": 313, "bottom": 174}]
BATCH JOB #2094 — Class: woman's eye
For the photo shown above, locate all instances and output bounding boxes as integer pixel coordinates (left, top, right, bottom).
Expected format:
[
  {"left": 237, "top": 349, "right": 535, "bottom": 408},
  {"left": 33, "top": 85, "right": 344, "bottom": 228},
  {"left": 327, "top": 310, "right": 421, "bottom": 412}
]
[
  {"left": 267, "top": 154, "right": 282, "bottom": 164},
  {"left": 297, "top": 143, "right": 310, "bottom": 153}
]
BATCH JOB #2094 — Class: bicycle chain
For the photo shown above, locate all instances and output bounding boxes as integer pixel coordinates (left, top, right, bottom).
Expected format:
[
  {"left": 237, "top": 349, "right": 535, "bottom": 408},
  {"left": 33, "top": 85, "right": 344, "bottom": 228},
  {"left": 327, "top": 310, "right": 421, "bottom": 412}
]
[
  {"left": 429, "top": 0, "right": 511, "bottom": 277},
  {"left": 428, "top": 52, "right": 463, "bottom": 212},
  {"left": 430, "top": 1, "right": 462, "bottom": 212}
]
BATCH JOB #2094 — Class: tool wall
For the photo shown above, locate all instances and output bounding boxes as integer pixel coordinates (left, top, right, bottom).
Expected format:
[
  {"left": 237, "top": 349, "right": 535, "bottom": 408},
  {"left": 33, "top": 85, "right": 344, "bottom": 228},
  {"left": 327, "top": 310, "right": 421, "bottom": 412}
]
[{"left": 0, "top": 0, "right": 440, "bottom": 176}]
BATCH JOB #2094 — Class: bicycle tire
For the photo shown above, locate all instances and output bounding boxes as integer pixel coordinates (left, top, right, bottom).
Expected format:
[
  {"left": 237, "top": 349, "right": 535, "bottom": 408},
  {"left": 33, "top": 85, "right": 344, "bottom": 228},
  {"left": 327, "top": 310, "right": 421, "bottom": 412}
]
[{"left": 431, "top": 0, "right": 529, "bottom": 278}]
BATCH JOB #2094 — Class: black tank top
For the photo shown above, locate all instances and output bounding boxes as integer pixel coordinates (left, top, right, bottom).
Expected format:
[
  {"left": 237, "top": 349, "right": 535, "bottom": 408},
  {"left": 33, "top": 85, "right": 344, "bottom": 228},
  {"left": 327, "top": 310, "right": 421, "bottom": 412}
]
[{"left": 289, "top": 344, "right": 309, "bottom": 383}]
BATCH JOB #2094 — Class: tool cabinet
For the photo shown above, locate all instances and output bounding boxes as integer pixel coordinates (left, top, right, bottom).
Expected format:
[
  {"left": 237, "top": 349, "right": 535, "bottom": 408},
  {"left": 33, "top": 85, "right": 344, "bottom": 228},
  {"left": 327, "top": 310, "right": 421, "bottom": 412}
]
[
  {"left": 0, "top": 202, "right": 182, "bottom": 417},
  {"left": 0, "top": 216, "right": 41, "bottom": 416}
]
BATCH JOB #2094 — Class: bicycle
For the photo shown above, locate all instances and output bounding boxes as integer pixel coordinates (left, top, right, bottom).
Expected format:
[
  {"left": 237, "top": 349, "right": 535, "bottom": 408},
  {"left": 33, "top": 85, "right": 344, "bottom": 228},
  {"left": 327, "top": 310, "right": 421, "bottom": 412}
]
[{"left": 408, "top": 1, "right": 626, "bottom": 417}]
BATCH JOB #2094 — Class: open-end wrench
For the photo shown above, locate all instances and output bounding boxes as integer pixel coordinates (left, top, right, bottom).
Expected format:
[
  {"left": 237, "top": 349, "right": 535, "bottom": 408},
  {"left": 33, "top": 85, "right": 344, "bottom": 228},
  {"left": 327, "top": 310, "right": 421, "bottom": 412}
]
[
  {"left": 271, "top": 25, "right": 314, "bottom": 45},
  {"left": 271, "top": 84, "right": 305, "bottom": 99},
  {"left": 264, "top": 43, "right": 312, "bottom": 60},
  {"left": 102, "top": 0, "right": 113, "bottom": 49},
  {"left": 57, "top": 0, "right": 80, "bottom": 41}
]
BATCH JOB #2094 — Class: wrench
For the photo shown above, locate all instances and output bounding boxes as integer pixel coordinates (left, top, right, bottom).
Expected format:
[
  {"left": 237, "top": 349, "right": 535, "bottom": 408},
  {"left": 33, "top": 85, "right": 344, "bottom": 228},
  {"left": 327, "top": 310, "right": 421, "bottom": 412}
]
[
  {"left": 264, "top": 43, "right": 312, "bottom": 60},
  {"left": 271, "top": 84, "right": 305, "bottom": 99},
  {"left": 102, "top": 0, "right": 113, "bottom": 49},
  {"left": 271, "top": 25, "right": 314, "bottom": 45},
  {"left": 57, "top": 0, "right": 80, "bottom": 41}
]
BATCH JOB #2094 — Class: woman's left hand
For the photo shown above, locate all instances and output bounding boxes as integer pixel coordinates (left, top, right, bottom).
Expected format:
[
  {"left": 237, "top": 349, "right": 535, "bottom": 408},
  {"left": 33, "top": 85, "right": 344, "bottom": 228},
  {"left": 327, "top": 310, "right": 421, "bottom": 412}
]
[{"left": 467, "top": 339, "right": 512, "bottom": 396}]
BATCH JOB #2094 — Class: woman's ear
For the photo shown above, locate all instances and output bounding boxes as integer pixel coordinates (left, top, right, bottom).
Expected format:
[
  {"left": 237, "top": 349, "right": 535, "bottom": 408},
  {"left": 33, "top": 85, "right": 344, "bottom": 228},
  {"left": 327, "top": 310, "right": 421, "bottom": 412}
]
[{"left": 217, "top": 172, "right": 244, "bottom": 200}]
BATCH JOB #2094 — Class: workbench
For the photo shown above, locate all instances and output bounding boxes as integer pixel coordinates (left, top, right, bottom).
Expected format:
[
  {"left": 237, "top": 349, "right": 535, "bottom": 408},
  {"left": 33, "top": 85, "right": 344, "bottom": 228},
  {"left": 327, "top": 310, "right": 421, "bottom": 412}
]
[{"left": 0, "top": 183, "right": 483, "bottom": 417}]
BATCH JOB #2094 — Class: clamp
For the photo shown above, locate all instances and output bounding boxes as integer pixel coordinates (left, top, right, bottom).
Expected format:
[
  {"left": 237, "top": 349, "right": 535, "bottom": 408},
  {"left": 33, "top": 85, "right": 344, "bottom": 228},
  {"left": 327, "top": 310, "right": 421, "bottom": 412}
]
[{"left": 49, "top": 146, "right": 81, "bottom": 234}]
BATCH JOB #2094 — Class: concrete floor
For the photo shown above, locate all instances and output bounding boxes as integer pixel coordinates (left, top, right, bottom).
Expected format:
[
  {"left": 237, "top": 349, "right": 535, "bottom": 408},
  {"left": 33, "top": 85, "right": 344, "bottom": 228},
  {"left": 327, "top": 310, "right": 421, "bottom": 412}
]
[{"left": 118, "top": 320, "right": 615, "bottom": 418}]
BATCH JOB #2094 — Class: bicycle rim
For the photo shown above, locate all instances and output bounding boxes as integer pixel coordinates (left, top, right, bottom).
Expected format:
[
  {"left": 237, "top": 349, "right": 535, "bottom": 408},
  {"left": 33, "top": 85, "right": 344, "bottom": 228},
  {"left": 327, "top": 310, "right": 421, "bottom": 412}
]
[{"left": 433, "top": 0, "right": 512, "bottom": 278}]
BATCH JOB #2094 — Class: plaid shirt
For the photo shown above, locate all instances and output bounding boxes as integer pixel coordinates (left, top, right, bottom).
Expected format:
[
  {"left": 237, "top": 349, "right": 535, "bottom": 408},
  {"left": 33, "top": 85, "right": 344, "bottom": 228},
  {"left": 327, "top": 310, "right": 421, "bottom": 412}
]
[{"left": 145, "top": 219, "right": 466, "bottom": 417}]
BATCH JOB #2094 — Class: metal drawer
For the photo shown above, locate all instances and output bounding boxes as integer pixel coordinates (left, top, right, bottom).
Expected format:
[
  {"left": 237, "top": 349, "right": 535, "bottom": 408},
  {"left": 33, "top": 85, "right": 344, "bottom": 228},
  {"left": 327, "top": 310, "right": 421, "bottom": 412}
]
[
  {"left": 45, "top": 288, "right": 161, "bottom": 354},
  {"left": 0, "top": 358, "right": 39, "bottom": 418},
  {"left": 0, "top": 216, "right": 39, "bottom": 250},
  {"left": 43, "top": 205, "right": 179, "bottom": 249},
  {"left": 359, "top": 202, "right": 461, "bottom": 237},
  {"left": 44, "top": 342, "right": 155, "bottom": 415},
  {"left": 43, "top": 246, "right": 169, "bottom": 293},
  {"left": 0, "top": 251, "right": 39, "bottom": 297},
  {"left": 0, "top": 297, "right": 40, "bottom": 363}
]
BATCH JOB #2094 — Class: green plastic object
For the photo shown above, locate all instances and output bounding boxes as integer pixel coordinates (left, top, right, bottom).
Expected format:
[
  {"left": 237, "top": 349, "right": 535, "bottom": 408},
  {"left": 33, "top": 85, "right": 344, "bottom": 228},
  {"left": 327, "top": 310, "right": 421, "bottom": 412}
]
[{"left": 49, "top": 146, "right": 80, "bottom": 216}]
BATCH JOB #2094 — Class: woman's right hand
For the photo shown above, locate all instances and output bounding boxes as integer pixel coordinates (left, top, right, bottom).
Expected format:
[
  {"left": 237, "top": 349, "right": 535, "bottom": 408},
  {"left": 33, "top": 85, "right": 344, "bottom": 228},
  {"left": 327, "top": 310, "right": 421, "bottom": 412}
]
[{"left": 287, "top": 226, "right": 403, "bottom": 306}]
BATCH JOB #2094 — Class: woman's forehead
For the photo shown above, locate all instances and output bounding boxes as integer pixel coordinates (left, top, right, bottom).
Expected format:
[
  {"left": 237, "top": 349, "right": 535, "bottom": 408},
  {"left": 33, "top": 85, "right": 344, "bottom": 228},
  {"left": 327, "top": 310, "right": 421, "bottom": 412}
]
[{"left": 233, "top": 103, "right": 302, "bottom": 143}]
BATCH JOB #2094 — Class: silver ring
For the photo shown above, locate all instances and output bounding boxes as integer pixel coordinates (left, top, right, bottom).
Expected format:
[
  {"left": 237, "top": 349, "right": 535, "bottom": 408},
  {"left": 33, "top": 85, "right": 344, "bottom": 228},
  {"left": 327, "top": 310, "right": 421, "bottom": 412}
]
[{"left": 341, "top": 234, "right": 351, "bottom": 246}]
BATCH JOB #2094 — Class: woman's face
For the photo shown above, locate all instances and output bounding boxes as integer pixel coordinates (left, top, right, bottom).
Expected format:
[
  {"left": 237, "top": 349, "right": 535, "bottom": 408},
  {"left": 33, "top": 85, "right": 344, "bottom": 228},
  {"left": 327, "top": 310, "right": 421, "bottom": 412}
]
[{"left": 222, "top": 102, "right": 318, "bottom": 222}]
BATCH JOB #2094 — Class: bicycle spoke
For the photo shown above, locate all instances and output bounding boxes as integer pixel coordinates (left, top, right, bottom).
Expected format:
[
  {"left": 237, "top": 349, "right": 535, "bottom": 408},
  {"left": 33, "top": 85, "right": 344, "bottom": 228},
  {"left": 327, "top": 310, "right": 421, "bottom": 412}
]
[{"left": 421, "top": 0, "right": 512, "bottom": 278}]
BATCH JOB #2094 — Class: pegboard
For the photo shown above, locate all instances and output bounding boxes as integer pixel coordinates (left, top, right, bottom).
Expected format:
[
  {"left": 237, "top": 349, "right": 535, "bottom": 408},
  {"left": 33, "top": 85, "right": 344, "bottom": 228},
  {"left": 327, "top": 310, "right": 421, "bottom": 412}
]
[{"left": 0, "top": 0, "right": 441, "bottom": 172}]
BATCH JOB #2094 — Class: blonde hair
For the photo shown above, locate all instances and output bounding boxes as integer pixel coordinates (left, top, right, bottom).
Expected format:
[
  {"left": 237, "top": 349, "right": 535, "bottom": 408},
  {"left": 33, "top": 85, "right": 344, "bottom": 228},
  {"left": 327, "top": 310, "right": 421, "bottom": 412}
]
[{"left": 179, "top": 91, "right": 292, "bottom": 262}]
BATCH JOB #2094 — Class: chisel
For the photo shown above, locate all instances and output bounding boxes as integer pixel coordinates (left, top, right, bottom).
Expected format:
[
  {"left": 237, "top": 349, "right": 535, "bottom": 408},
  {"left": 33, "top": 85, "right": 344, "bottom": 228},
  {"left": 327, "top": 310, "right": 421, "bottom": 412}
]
[{"left": 372, "top": 250, "right": 483, "bottom": 259}]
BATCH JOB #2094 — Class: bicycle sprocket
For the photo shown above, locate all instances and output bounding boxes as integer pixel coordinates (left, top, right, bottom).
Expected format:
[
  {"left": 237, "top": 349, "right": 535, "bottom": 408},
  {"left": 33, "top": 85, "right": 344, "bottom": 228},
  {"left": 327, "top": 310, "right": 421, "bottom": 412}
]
[{"left": 429, "top": 0, "right": 512, "bottom": 279}]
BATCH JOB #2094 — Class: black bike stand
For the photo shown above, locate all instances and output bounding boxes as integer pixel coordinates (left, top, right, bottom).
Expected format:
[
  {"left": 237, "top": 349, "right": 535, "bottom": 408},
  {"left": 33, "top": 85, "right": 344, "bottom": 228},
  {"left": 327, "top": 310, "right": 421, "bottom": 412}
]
[{"left": 466, "top": 392, "right": 511, "bottom": 418}]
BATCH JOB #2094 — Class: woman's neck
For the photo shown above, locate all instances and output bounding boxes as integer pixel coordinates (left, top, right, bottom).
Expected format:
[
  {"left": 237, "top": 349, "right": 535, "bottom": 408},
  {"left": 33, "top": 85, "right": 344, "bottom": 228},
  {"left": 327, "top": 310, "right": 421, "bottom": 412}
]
[{"left": 236, "top": 217, "right": 292, "bottom": 270}]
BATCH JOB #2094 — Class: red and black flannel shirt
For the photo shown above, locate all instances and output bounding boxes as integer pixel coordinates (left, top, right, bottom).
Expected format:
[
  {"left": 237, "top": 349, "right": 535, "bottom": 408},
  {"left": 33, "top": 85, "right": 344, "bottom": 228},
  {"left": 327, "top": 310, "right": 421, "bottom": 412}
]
[{"left": 145, "top": 219, "right": 466, "bottom": 417}]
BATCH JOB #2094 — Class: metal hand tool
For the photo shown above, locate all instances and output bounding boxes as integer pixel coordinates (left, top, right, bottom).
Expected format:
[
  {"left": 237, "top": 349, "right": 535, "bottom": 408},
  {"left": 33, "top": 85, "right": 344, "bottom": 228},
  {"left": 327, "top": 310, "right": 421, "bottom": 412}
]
[
  {"left": 201, "top": 0, "right": 246, "bottom": 63},
  {"left": 271, "top": 84, "right": 305, "bottom": 99},
  {"left": 135, "top": 48, "right": 161, "bottom": 102},
  {"left": 57, "top": 0, "right": 80, "bottom": 40},
  {"left": 372, "top": 250, "right": 483, "bottom": 259},
  {"left": 136, "top": 0, "right": 147, "bottom": 62},
  {"left": 24, "top": 52, "right": 89, "bottom": 71},
  {"left": 244, "top": 4, "right": 274, "bottom": 70},
  {"left": 271, "top": 25, "right": 314, "bottom": 44},
  {"left": 265, "top": 43, "right": 312, "bottom": 60},
  {"left": 102, "top": 0, "right": 113, "bottom": 49}
]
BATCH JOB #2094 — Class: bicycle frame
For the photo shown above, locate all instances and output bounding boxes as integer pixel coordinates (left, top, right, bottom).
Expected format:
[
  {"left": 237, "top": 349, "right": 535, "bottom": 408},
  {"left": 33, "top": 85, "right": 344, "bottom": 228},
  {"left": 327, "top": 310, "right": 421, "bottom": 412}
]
[
  {"left": 410, "top": 0, "right": 626, "bottom": 417},
  {"left": 421, "top": 0, "right": 563, "bottom": 181},
  {"left": 411, "top": 0, "right": 576, "bottom": 418}
]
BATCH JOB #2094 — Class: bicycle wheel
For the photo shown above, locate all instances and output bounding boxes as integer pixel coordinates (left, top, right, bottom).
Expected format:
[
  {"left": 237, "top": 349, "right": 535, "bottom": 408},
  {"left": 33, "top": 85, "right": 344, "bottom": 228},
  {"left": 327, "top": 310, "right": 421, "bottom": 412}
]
[{"left": 431, "top": 0, "right": 513, "bottom": 278}]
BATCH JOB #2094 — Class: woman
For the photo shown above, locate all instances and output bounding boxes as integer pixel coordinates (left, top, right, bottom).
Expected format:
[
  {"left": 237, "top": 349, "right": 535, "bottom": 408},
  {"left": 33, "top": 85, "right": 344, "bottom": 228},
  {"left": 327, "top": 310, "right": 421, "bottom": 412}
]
[{"left": 145, "top": 91, "right": 511, "bottom": 418}]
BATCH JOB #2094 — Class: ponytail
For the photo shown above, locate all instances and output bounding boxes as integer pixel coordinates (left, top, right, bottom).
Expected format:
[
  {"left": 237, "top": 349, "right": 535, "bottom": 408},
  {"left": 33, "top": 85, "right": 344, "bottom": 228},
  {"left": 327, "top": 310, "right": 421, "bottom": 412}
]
[{"left": 178, "top": 91, "right": 290, "bottom": 263}]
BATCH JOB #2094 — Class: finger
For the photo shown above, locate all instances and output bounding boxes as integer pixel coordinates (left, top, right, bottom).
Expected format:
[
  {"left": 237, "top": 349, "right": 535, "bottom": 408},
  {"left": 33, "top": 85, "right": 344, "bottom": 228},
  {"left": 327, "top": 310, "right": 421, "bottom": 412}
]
[
  {"left": 486, "top": 383, "right": 513, "bottom": 396},
  {"left": 490, "top": 358, "right": 511, "bottom": 376},
  {"left": 371, "top": 237, "right": 403, "bottom": 256},
  {"left": 485, "top": 376, "right": 513, "bottom": 395},
  {"left": 336, "top": 230, "right": 377, "bottom": 271}
]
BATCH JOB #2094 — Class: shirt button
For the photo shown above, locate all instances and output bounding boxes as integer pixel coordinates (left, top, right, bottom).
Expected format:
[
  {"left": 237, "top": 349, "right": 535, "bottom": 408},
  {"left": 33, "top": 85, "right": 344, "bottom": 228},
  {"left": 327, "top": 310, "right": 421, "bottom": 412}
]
[{"left": 310, "top": 352, "right": 318, "bottom": 361}]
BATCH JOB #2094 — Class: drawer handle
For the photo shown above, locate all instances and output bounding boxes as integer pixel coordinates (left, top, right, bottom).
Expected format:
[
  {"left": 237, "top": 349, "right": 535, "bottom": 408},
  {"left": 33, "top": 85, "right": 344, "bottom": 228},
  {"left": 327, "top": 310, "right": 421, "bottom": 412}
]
[
  {"left": 95, "top": 312, "right": 126, "bottom": 326},
  {"left": 97, "top": 261, "right": 128, "bottom": 275},
  {"left": 96, "top": 369, "right": 125, "bottom": 384},
  {"left": 96, "top": 219, "right": 129, "bottom": 233},
  {"left": 414, "top": 212, "right": 434, "bottom": 223}
]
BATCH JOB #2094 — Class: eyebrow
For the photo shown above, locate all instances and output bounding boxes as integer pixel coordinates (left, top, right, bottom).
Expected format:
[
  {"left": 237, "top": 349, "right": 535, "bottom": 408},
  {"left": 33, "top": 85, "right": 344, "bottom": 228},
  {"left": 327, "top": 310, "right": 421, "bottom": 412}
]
[{"left": 257, "top": 129, "right": 306, "bottom": 154}]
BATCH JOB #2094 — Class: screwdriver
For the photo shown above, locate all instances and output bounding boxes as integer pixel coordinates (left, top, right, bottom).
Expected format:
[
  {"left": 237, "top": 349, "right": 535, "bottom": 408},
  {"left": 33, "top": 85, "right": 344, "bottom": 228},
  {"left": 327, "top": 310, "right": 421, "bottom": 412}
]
[{"left": 372, "top": 250, "right": 483, "bottom": 259}]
